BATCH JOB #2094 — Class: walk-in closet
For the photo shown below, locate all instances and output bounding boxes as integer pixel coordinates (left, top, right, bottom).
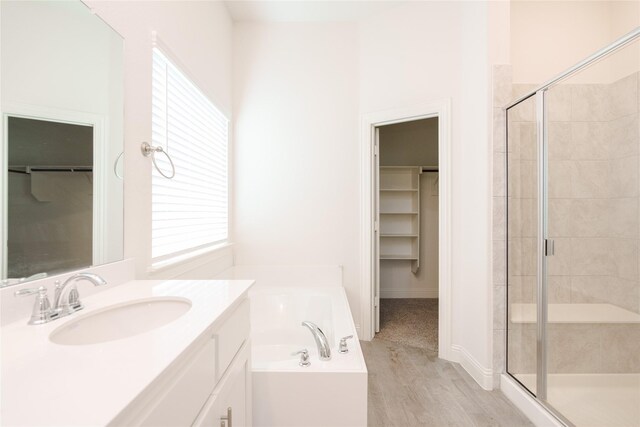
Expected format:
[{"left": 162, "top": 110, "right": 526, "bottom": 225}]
[{"left": 375, "top": 117, "right": 439, "bottom": 352}]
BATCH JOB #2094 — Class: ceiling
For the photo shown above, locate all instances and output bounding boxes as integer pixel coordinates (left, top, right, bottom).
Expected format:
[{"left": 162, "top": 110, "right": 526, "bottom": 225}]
[{"left": 224, "top": 0, "right": 408, "bottom": 23}]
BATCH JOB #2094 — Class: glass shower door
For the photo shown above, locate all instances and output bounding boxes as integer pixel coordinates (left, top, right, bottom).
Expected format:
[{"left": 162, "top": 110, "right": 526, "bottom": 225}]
[
  {"left": 506, "top": 95, "right": 540, "bottom": 396},
  {"left": 507, "top": 32, "right": 640, "bottom": 427},
  {"left": 543, "top": 38, "right": 640, "bottom": 427}
]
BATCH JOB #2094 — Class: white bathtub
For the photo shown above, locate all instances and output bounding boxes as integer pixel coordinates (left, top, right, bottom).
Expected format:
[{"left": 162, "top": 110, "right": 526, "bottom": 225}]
[{"left": 249, "top": 286, "right": 368, "bottom": 427}]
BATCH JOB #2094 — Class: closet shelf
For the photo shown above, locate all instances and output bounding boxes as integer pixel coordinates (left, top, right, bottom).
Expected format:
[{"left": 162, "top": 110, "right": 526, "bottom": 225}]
[
  {"left": 380, "top": 255, "right": 419, "bottom": 260},
  {"left": 379, "top": 166, "right": 421, "bottom": 273},
  {"left": 380, "top": 212, "right": 418, "bottom": 215}
]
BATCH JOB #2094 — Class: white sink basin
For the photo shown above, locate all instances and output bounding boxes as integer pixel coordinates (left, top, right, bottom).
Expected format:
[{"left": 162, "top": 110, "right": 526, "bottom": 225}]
[{"left": 50, "top": 297, "right": 192, "bottom": 345}]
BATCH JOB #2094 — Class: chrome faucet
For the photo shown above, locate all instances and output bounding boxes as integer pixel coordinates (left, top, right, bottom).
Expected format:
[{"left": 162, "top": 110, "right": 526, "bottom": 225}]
[
  {"left": 301, "top": 321, "right": 331, "bottom": 361},
  {"left": 15, "top": 272, "right": 108, "bottom": 325},
  {"left": 54, "top": 272, "right": 107, "bottom": 316}
]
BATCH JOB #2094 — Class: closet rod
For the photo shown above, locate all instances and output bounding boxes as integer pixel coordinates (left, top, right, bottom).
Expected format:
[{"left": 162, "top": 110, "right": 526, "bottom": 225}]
[
  {"left": 421, "top": 166, "right": 438, "bottom": 172},
  {"left": 8, "top": 166, "right": 93, "bottom": 174}
]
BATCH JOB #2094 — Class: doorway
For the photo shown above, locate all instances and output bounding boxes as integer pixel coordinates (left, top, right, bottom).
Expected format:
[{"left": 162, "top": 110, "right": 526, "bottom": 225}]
[
  {"left": 374, "top": 119, "right": 439, "bottom": 352},
  {"left": 360, "top": 100, "right": 452, "bottom": 360},
  {"left": 6, "top": 116, "right": 94, "bottom": 278},
  {"left": 0, "top": 104, "right": 111, "bottom": 282}
]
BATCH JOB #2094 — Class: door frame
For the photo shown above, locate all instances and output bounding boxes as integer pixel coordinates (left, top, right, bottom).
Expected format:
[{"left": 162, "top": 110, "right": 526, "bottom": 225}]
[
  {"left": 0, "top": 102, "right": 107, "bottom": 278},
  {"left": 359, "top": 99, "right": 453, "bottom": 361}
]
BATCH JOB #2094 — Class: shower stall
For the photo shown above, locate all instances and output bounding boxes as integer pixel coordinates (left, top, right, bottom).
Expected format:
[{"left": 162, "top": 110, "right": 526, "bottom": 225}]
[{"left": 506, "top": 29, "right": 640, "bottom": 426}]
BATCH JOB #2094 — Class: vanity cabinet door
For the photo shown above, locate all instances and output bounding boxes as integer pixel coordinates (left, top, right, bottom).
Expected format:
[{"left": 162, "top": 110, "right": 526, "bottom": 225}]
[
  {"left": 194, "top": 343, "right": 250, "bottom": 427},
  {"left": 136, "top": 335, "right": 217, "bottom": 427}
]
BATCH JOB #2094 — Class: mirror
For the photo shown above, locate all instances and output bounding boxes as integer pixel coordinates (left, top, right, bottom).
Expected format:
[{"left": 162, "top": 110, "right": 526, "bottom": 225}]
[{"left": 0, "top": 1, "right": 124, "bottom": 286}]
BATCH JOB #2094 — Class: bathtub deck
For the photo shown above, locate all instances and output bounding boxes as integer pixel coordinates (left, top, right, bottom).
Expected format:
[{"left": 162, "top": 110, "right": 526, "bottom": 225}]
[{"left": 361, "top": 339, "right": 532, "bottom": 426}]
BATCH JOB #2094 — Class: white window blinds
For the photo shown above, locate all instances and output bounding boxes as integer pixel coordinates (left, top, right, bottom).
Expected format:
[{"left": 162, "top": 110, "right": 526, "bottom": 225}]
[{"left": 151, "top": 48, "right": 229, "bottom": 261}]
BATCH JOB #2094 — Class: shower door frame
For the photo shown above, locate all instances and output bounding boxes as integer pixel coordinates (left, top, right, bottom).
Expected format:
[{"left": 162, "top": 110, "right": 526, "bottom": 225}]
[{"left": 504, "top": 26, "right": 640, "bottom": 426}]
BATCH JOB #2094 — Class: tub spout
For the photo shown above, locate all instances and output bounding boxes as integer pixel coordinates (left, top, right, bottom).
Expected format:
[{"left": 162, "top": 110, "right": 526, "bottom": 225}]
[{"left": 301, "top": 321, "right": 331, "bottom": 361}]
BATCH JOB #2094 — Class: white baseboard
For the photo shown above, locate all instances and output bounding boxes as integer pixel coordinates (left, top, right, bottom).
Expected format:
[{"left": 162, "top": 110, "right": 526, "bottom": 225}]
[
  {"left": 500, "top": 374, "right": 564, "bottom": 427},
  {"left": 380, "top": 289, "right": 439, "bottom": 298},
  {"left": 451, "top": 344, "right": 493, "bottom": 391}
]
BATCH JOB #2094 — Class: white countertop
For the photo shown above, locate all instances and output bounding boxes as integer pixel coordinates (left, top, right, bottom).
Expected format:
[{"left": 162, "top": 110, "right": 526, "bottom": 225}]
[{"left": 1, "top": 279, "right": 254, "bottom": 426}]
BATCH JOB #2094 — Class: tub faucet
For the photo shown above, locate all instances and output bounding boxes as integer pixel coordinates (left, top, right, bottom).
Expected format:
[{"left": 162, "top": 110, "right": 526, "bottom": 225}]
[{"left": 301, "top": 321, "right": 331, "bottom": 361}]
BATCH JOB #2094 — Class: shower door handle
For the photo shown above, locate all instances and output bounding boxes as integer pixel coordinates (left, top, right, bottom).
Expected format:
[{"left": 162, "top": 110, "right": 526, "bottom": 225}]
[
  {"left": 544, "top": 239, "right": 555, "bottom": 256},
  {"left": 220, "top": 407, "right": 232, "bottom": 427}
]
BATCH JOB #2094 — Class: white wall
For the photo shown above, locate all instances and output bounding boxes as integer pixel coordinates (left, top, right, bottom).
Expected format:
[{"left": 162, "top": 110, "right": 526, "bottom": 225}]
[
  {"left": 1, "top": 1, "right": 121, "bottom": 115},
  {"left": 511, "top": 1, "right": 640, "bottom": 84},
  {"left": 233, "top": 1, "right": 494, "bottom": 373},
  {"left": 359, "top": 0, "right": 492, "bottom": 373},
  {"left": 488, "top": 0, "right": 510, "bottom": 66},
  {"left": 85, "top": 0, "right": 235, "bottom": 279},
  {"left": 232, "top": 21, "right": 360, "bottom": 304}
]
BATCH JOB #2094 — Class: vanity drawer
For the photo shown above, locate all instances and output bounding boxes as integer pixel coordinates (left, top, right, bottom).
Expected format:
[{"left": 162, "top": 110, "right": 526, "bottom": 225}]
[
  {"left": 216, "top": 298, "right": 250, "bottom": 379},
  {"left": 193, "top": 342, "right": 250, "bottom": 427}
]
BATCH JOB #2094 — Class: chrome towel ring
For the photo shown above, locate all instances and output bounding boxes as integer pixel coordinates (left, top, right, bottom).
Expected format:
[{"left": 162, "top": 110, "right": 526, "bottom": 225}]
[{"left": 141, "top": 142, "right": 175, "bottom": 179}]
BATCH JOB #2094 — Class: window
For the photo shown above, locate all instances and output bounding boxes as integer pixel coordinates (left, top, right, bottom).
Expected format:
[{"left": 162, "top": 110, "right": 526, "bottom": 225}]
[{"left": 151, "top": 48, "right": 229, "bottom": 264}]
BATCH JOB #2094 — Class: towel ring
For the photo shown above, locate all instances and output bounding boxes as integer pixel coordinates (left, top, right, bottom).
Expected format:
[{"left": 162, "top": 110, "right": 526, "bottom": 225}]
[
  {"left": 114, "top": 151, "right": 124, "bottom": 180},
  {"left": 141, "top": 142, "right": 175, "bottom": 179}
]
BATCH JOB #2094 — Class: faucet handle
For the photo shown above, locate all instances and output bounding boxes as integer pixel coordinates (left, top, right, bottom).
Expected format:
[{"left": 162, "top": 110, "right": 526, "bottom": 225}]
[
  {"left": 292, "top": 349, "right": 311, "bottom": 367},
  {"left": 14, "top": 286, "right": 44, "bottom": 297},
  {"left": 339, "top": 335, "right": 354, "bottom": 354},
  {"left": 14, "top": 286, "right": 59, "bottom": 325}
]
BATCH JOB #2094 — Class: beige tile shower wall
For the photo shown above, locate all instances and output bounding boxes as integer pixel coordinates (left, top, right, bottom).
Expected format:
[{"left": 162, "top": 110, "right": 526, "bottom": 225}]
[
  {"left": 492, "top": 64, "right": 512, "bottom": 385},
  {"left": 545, "top": 73, "right": 640, "bottom": 315},
  {"left": 507, "top": 76, "right": 640, "bottom": 313}
]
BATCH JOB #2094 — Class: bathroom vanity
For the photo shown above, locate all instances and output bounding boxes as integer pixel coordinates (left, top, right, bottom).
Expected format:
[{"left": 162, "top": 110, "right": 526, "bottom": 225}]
[{"left": 1, "top": 278, "right": 254, "bottom": 426}]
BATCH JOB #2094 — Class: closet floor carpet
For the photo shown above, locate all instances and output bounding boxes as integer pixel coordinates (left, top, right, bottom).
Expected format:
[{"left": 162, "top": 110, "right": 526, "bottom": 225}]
[
  {"left": 376, "top": 298, "right": 439, "bottom": 353},
  {"left": 361, "top": 339, "right": 533, "bottom": 426}
]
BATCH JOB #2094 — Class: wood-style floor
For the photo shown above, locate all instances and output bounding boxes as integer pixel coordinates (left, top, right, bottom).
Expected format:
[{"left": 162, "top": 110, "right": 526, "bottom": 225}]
[
  {"left": 361, "top": 340, "right": 533, "bottom": 426},
  {"left": 361, "top": 298, "right": 533, "bottom": 427}
]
